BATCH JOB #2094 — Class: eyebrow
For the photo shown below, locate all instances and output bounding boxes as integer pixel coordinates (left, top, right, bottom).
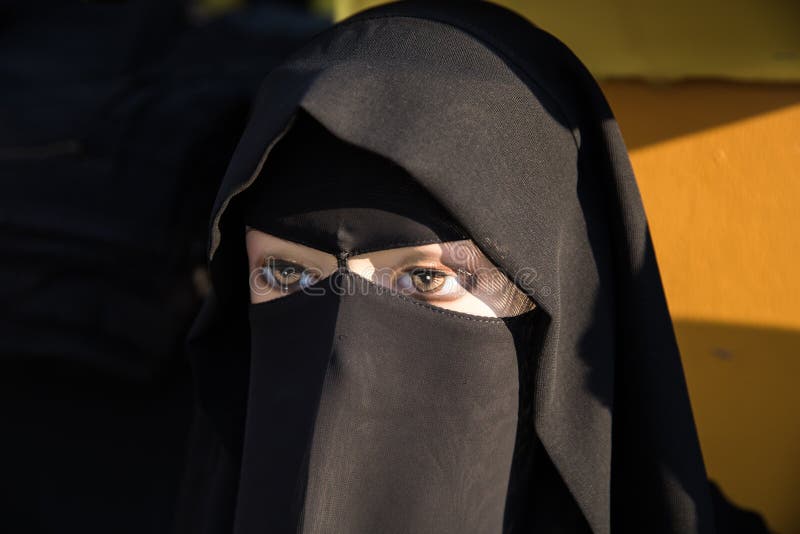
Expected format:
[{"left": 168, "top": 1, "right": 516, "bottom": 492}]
[
  {"left": 389, "top": 243, "right": 485, "bottom": 274},
  {"left": 247, "top": 238, "right": 335, "bottom": 273},
  {"left": 391, "top": 248, "right": 443, "bottom": 265}
]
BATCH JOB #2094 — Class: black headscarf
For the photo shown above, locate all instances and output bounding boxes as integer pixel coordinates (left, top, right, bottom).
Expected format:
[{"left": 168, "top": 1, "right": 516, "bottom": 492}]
[{"left": 182, "top": 2, "right": 715, "bottom": 533}]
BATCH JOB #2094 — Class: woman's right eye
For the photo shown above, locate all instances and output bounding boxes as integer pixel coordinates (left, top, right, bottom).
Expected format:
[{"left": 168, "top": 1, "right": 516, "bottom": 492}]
[{"left": 259, "top": 258, "right": 319, "bottom": 291}]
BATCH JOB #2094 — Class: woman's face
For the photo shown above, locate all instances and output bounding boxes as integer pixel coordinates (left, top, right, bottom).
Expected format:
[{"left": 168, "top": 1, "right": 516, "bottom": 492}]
[
  {"left": 241, "top": 226, "right": 537, "bottom": 533},
  {"left": 246, "top": 228, "right": 534, "bottom": 318}
]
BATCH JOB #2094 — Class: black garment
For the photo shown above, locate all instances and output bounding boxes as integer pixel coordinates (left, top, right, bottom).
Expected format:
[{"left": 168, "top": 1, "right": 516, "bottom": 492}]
[
  {"left": 243, "top": 276, "right": 538, "bottom": 533},
  {"left": 185, "top": 1, "right": 715, "bottom": 533},
  {"left": 0, "top": 2, "right": 326, "bottom": 532}
]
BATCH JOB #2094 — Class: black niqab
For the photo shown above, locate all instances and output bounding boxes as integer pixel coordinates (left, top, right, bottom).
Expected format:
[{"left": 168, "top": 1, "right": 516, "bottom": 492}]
[
  {"left": 182, "top": 2, "right": 715, "bottom": 533},
  {"left": 235, "top": 111, "right": 538, "bottom": 532}
]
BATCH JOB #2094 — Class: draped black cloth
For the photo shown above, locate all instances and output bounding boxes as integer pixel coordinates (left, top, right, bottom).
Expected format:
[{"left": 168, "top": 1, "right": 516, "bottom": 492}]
[{"left": 182, "top": 1, "right": 716, "bottom": 532}]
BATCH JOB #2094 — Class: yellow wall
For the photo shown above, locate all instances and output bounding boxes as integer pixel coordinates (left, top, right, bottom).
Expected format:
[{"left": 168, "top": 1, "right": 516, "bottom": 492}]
[
  {"left": 329, "top": 2, "right": 800, "bottom": 531},
  {"left": 602, "top": 80, "right": 800, "bottom": 533},
  {"left": 329, "top": 0, "right": 800, "bottom": 81}
]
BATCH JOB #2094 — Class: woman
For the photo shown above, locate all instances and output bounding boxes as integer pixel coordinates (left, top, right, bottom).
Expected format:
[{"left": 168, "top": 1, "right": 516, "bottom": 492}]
[{"left": 179, "top": 2, "right": 715, "bottom": 533}]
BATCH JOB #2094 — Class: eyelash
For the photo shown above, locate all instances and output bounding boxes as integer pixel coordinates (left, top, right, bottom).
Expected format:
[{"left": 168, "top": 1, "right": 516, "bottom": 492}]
[
  {"left": 258, "top": 258, "right": 320, "bottom": 291},
  {"left": 258, "top": 257, "right": 476, "bottom": 301},
  {"left": 395, "top": 265, "right": 469, "bottom": 301}
]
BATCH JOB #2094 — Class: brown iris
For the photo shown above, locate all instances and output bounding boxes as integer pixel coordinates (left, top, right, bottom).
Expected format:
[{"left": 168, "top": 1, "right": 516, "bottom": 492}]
[
  {"left": 408, "top": 268, "right": 448, "bottom": 293},
  {"left": 263, "top": 259, "right": 306, "bottom": 289}
]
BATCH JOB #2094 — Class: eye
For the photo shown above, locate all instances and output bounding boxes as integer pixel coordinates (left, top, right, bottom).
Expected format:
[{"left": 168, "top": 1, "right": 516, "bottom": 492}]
[
  {"left": 260, "top": 258, "right": 319, "bottom": 291},
  {"left": 397, "top": 268, "right": 466, "bottom": 301}
]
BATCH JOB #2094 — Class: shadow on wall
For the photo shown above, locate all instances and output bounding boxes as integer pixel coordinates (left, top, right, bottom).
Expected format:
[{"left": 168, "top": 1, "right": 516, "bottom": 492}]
[
  {"left": 674, "top": 319, "right": 800, "bottom": 534},
  {"left": 599, "top": 80, "right": 800, "bottom": 150},
  {"left": 709, "top": 481, "right": 773, "bottom": 534}
]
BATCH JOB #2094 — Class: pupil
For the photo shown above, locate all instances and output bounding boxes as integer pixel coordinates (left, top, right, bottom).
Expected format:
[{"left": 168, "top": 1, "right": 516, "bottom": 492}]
[
  {"left": 412, "top": 269, "right": 443, "bottom": 292},
  {"left": 268, "top": 261, "right": 303, "bottom": 286},
  {"left": 279, "top": 267, "right": 300, "bottom": 284}
]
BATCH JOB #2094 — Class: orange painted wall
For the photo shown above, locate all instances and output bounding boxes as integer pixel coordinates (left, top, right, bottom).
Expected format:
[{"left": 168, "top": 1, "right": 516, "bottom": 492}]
[{"left": 601, "top": 80, "right": 800, "bottom": 534}]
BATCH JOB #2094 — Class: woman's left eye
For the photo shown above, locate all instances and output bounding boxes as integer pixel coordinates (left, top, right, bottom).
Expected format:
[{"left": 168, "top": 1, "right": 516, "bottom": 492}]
[{"left": 397, "top": 268, "right": 464, "bottom": 299}]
